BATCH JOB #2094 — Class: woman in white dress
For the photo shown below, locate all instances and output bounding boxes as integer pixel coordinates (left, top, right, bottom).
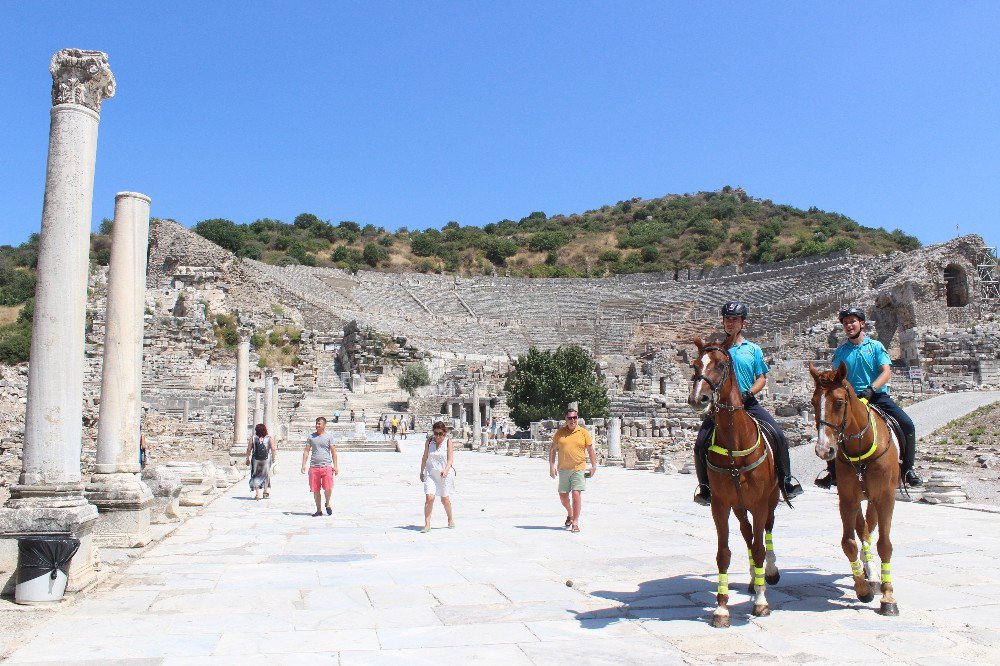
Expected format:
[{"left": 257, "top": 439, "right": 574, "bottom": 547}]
[{"left": 419, "top": 421, "right": 455, "bottom": 532}]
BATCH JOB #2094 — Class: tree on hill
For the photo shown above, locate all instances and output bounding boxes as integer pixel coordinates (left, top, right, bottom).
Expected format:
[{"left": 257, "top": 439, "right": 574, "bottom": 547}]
[
  {"left": 504, "top": 346, "right": 609, "bottom": 428},
  {"left": 398, "top": 363, "right": 431, "bottom": 396}
]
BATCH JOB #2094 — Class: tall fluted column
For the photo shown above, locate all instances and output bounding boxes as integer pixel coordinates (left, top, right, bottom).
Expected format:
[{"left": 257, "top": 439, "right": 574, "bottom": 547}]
[
  {"left": 262, "top": 371, "right": 274, "bottom": 439},
  {"left": 0, "top": 49, "right": 115, "bottom": 594},
  {"left": 85, "top": 192, "right": 154, "bottom": 547},
  {"left": 229, "top": 335, "right": 250, "bottom": 460}
]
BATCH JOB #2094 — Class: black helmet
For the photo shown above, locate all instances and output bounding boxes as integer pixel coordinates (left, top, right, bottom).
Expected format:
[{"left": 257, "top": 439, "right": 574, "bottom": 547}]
[
  {"left": 838, "top": 306, "right": 866, "bottom": 322},
  {"left": 721, "top": 301, "right": 749, "bottom": 318}
]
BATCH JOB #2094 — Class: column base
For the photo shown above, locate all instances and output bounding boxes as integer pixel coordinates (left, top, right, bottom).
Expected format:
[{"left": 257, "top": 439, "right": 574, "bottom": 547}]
[
  {"left": 84, "top": 473, "right": 153, "bottom": 548},
  {"left": 0, "top": 501, "right": 100, "bottom": 596},
  {"left": 604, "top": 457, "right": 624, "bottom": 467}
]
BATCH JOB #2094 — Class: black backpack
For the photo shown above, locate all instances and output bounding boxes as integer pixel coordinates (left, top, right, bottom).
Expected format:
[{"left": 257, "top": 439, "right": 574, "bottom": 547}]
[{"left": 253, "top": 436, "right": 270, "bottom": 460}]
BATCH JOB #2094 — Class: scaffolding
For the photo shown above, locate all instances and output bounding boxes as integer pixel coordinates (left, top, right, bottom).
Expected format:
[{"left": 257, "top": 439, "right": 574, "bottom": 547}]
[{"left": 976, "top": 245, "right": 1000, "bottom": 300}]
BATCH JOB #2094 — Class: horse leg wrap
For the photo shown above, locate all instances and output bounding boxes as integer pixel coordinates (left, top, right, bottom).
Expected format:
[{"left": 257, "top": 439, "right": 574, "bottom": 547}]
[
  {"left": 851, "top": 559, "right": 864, "bottom": 577},
  {"left": 881, "top": 562, "right": 892, "bottom": 584},
  {"left": 862, "top": 536, "right": 873, "bottom": 563},
  {"left": 717, "top": 572, "right": 729, "bottom": 596},
  {"left": 753, "top": 566, "right": 765, "bottom": 588},
  {"left": 765, "top": 532, "right": 774, "bottom": 552}
]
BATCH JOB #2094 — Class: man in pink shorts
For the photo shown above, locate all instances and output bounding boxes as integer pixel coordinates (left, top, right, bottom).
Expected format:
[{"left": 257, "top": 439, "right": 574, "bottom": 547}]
[{"left": 300, "top": 416, "right": 338, "bottom": 517}]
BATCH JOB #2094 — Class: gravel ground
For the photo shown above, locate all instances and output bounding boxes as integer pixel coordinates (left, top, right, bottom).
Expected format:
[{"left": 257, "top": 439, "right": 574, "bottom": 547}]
[{"left": 790, "top": 391, "right": 1000, "bottom": 506}]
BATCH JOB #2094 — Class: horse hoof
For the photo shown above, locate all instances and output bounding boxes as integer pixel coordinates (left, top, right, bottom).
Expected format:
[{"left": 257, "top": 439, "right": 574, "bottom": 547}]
[
  {"left": 752, "top": 604, "right": 771, "bottom": 617},
  {"left": 765, "top": 572, "right": 780, "bottom": 585},
  {"left": 880, "top": 602, "right": 899, "bottom": 616},
  {"left": 711, "top": 615, "right": 731, "bottom": 628},
  {"left": 858, "top": 591, "right": 875, "bottom": 603}
]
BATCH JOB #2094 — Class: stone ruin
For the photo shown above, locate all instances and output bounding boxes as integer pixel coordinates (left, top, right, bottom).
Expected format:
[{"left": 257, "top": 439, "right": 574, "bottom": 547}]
[{"left": 2, "top": 47, "right": 999, "bottom": 595}]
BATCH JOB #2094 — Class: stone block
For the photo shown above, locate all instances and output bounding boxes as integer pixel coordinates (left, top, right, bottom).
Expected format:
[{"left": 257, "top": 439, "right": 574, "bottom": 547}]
[{"left": 142, "top": 465, "right": 182, "bottom": 524}]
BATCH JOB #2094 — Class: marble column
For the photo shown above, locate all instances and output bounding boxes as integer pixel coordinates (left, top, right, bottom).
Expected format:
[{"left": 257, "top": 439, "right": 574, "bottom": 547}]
[
  {"left": 270, "top": 377, "right": 280, "bottom": 442},
  {"left": 0, "top": 49, "right": 115, "bottom": 594},
  {"left": 472, "top": 383, "right": 481, "bottom": 443},
  {"left": 85, "top": 192, "right": 154, "bottom": 547},
  {"left": 253, "top": 390, "right": 263, "bottom": 428},
  {"left": 262, "top": 371, "right": 274, "bottom": 439},
  {"left": 606, "top": 416, "right": 624, "bottom": 466},
  {"left": 229, "top": 335, "right": 250, "bottom": 460}
]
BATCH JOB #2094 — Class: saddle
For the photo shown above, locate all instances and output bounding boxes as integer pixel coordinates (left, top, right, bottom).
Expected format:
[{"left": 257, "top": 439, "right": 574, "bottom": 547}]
[{"left": 865, "top": 402, "right": 903, "bottom": 459}]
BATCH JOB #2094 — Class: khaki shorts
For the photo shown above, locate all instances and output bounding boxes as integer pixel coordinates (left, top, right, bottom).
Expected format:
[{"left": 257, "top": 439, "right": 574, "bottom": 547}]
[{"left": 558, "top": 468, "right": 586, "bottom": 493}]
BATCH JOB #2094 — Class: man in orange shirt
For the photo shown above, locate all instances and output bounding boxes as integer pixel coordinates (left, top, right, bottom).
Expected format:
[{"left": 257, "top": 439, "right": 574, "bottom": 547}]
[{"left": 548, "top": 408, "right": 597, "bottom": 533}]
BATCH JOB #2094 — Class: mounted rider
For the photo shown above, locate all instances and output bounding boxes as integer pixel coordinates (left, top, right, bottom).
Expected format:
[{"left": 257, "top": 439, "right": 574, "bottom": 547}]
[
  {"left": 692, "top": 301, "right": 804, "bottom": 505},
  {"left": 815, "top": 306, "right": 922, "bottom": 489}
]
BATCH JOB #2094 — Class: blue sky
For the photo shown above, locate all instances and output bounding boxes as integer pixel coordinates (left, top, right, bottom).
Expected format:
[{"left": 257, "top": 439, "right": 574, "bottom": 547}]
[{"left": 2, "top": 2, "right": 998, "bottom": 248}]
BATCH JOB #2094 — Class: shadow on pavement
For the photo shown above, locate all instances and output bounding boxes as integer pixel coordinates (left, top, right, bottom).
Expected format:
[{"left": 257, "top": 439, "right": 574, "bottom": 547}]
[
  {"left": 515, "top": 525, "right": 570, "bottom": 531},
  {"left": 577, "top": 569, "right": 853, "bottom": 628}
]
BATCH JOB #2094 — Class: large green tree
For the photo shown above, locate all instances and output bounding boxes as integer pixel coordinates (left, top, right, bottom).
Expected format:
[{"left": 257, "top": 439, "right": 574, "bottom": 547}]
[
  {"left": 398, "top": 363, "right": 431, "bottom": 396},
  {"left": 504, "top": 345, "right": 609, "bottom": 428}
]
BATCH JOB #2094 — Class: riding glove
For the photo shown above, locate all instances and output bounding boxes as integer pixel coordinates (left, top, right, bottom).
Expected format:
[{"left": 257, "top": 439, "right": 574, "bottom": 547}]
[{"left": 859, "top": 387, "right": 875, "bottom": 401}]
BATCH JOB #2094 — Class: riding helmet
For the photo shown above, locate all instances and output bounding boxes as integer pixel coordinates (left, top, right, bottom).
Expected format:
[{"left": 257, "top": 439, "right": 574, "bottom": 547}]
[
  {"left": 838, "top": 306, "right": 866, "bottom": 322},
  {"left": 721, "top": 301, "right": 749, "bottom": 318}
]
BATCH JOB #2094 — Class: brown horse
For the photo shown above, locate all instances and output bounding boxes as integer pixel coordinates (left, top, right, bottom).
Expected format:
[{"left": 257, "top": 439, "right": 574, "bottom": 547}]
[
  {"left": 689, "top": 335, "right": 780, "bottom": 628},
  {"left": 809, "top": 361, "right": 899, "bottom": 616}
]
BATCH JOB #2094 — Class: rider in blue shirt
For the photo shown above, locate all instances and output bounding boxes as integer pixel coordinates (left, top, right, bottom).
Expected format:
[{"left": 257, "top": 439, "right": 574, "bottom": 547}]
[
  {"left": 815, "top": 306, "right": 922, "bottom": 489},
  {"left": 692, "top": 301, "right": 804, "bottom": 505}
]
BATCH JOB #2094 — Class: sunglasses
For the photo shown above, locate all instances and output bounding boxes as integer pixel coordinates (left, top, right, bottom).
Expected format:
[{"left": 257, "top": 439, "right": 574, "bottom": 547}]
[
  {"left": 566, "top": 416, "right": 578, "bottom": 420},
  {"left": 433, "top": 431, "right": 446, "bottom": 435}
]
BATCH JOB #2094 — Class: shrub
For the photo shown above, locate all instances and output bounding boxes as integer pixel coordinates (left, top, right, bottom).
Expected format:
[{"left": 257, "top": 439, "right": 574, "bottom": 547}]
[
  {"left": 398, "top": 363, "right": 431, "bottom": 395},
  {"left": 363, "top": 242, "right": 389, "bottom": 267}
]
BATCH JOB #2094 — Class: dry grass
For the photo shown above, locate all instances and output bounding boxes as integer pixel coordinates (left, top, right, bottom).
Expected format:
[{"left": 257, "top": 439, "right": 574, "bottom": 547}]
[{"left": 0, "top": 304, "right": 23, "bottom": 327}]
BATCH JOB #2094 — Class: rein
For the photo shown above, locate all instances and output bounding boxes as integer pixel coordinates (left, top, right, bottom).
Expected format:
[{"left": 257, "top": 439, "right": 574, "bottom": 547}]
[
  {"left": 817, "top": 386, "right": 889, "bottom": 492},
  {"left": 696, "top": 345, "right": 767, "bottom": 508}
]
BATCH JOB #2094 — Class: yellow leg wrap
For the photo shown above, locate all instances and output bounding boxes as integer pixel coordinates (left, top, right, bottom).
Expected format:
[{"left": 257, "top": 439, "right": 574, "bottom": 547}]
[
  {"left": 717, "top": 572, "right": 729, "bottom": 596},
  {"left": 765, "top": 532, "right": 774, "bottom": 552},
  {"left": 862, "top": 537, "right": 873, "bottom": 562},
  {"left": 851, "top": 560, "right": 864, "bottom": 577},
  {"left": 753, "top": 566, "right": 765, "bottom": 587},
  {"left": 881, "top": 562, "right": 892, "bottom": 584}
]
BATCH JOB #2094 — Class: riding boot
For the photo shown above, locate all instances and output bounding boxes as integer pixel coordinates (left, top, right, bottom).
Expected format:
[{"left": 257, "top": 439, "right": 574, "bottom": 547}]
[
  {"left": 772, "top": 433, "right": 803, "bottom": 499},
  {"left": 693, "top": 448, "right": 711, "bottom": 506},
  {"left": 815, "top": 459, "right": 837, "bottom": 489},
  {"left": 901, "top": 432, "right": 922, "bottom": 487}
]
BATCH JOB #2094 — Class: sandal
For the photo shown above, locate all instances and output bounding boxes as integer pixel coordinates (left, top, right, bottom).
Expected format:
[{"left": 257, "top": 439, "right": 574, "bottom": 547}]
[
  {"left": 564, "top": 516, "right": 573, "bottom": 528},
  {"left": 420, "top": 526, "right": 431, "bottom": 533},
  {"left": 570, "top": 524, "right": 580, "bottom": 533}
]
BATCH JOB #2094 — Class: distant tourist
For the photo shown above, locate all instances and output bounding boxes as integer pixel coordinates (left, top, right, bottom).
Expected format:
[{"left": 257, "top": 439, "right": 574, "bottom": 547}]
[
  {"left": 139, "top": 433, "right": 148, "bottom": 469},
  {"left": 350, "top": 409, "right": 356, "bottom": 422},
  {"left": 246, "top": 423, "right": 276, "bottom": 500},
  {"left": 548, "top": 408, "right": 596, "bottom": 533},
  {"left": 420, "top": 421, "right": 455, "bottom": 532},
  {"left": 333, "top": 409, "right": 340, "bottom": 423},
  {"left": 399, "top": 417, "right": 408, "bottom": 440},
  {"left": 505, "top": 422, "right": 514, "bottom": 438},
  {"left": 391, "top": 415, "right": 399, "bottom": 438},
  {"left": 301, "top": 416, "right": 338, "bottom": 516},
  {"left": 361, "top": 408, "right": 367, "bottom": 423}
]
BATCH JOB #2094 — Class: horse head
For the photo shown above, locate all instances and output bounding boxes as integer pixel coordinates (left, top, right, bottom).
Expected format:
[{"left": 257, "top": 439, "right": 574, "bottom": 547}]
[
  {"left": 688, "top": 336, "right": 733, "bottom": 412},
  {"left": 808, "top": 361, "right": 851, "bottom": 460}
]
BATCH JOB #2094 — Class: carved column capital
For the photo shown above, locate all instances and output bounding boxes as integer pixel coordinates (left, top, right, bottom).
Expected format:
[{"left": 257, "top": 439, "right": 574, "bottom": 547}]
[{"left": 50, "top": 48, "right": 115, "bottom": 113}]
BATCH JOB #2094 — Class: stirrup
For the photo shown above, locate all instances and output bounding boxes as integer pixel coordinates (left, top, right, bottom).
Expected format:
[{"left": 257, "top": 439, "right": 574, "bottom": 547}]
[
  {"left": 814, "top": 470, "right": 835, "bottom": 490},
  {"left": 782, "top": 476, "right": 804, "bottom": 498},
  {"left": 693, "top": 485, "right": 712, "bottom": 506},
  {"left": 903, "top": 469, "right": 923, "bottom": 487}
]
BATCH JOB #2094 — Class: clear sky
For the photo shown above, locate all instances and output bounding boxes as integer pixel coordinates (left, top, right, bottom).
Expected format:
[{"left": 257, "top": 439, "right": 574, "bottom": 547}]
[{"left": 2, "top": 2, "right": 998, "bottom": 248}]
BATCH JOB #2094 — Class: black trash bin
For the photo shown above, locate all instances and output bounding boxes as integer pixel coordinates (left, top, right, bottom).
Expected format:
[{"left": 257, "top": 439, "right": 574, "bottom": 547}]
[{"left": 14, "top": 536, "right": 80, "bottom": 604}]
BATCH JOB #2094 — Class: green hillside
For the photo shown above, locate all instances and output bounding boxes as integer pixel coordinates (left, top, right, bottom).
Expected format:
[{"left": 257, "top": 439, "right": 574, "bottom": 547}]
[{"left": 190, "top": 187, "right": 921, "bottom": 277}]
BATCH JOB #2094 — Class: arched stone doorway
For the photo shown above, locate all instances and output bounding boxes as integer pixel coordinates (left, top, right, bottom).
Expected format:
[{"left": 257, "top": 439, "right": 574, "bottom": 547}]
[{"left": 944, "top": 264, "right": 969, "bottom": 307}]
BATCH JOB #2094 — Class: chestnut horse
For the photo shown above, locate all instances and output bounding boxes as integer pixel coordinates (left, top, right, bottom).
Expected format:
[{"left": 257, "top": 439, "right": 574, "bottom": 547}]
[
  {"left": 689, "top": 335, "right": 780, "bottom": 628},
  {"left": 809, "top": 362, "right": 899, "bottom": 616}
]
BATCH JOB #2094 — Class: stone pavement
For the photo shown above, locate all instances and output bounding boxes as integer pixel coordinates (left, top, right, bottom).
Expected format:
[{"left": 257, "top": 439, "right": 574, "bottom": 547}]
[{"left": 4, "top": 436, "right": 1000, "bottom": 664}]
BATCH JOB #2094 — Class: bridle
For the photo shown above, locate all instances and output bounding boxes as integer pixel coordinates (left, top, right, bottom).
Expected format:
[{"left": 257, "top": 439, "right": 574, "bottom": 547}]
[
  {"left": 693, "top": 346, "right": 744, "bottom": 414},
  {"left": 815, "top": 383, "right": 871, "bottom": 447}
]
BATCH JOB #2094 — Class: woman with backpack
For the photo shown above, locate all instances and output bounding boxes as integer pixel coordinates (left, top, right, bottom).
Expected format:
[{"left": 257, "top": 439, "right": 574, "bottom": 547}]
[{"left": 245, "top": 423, "right": 276, "bottom": 500}]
